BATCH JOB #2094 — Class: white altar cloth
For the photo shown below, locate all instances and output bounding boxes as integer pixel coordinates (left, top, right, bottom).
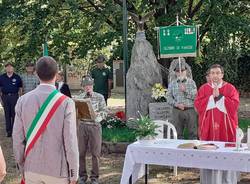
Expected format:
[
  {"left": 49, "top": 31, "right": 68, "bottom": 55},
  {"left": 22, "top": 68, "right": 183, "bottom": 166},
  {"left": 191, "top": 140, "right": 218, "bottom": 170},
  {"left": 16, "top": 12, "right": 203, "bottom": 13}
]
[{"left": 120, "top": 139, "right": 250, "bottom": 184}]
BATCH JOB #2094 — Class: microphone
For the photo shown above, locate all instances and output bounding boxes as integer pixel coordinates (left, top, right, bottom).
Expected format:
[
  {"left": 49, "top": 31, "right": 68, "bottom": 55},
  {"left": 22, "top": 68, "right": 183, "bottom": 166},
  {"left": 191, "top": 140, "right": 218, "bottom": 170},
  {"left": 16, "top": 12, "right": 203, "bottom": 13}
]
[{"left": 86, "top": 92, "right": 91, "bottom": 97}]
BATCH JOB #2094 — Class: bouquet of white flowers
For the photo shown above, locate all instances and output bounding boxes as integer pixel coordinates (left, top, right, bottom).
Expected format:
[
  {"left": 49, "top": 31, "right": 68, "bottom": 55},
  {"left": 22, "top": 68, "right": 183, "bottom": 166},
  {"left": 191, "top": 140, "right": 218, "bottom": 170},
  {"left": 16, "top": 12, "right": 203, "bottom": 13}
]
[{"left": 151, "top": 83, "right": 167, "bottom": 102}]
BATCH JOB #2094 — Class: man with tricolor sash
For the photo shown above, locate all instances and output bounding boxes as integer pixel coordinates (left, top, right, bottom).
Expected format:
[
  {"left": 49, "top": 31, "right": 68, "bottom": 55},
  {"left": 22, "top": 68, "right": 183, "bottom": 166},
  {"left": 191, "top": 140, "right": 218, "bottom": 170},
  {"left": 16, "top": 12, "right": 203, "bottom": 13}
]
[{"left": 13, "top": 56, "right": 79, "bottom": 184}]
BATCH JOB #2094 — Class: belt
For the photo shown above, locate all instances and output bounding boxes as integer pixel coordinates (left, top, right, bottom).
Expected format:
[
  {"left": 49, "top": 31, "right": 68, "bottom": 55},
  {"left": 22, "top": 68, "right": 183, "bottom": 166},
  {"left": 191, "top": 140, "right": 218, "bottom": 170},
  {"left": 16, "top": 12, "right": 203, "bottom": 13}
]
[
  {"left": 79, "top": 119, "right": 97, "bottom": 125},
  {"left": 174, "top": 106, "right": 194, "bottom": 111},
  {"left": 2, "top": 93, "right": 18, "bottom": 96}
]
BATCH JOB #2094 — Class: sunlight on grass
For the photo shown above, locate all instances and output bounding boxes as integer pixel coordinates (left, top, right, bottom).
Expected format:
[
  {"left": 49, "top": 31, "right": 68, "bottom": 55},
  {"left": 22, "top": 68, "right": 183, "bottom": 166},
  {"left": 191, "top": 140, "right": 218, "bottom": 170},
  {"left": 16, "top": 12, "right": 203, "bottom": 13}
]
[
  {"left": 108, "top": 98, "right": 125, "bottom": 107},
  {"left": 99, "top": 172, "right": 121, "bottom": 181},
  {"left": 108, "top": 93, "right": 125, "bottom": 107}
]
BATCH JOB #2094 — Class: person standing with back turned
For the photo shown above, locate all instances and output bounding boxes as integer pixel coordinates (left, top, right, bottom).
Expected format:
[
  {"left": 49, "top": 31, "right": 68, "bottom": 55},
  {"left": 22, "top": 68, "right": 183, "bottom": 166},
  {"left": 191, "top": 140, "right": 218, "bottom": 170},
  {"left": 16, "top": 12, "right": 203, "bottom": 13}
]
[{"left": 13, "top": 56, "right": 79, "bottom": 184}]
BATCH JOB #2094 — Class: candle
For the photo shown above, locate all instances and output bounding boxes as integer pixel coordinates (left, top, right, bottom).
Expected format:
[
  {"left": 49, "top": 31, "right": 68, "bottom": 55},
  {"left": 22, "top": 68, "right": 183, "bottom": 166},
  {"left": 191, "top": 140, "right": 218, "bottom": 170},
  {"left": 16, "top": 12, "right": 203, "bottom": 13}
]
[
  {"left": 236, "top": 127, "right": 244, "bottom": 151},
  {"left": 247, "top": 127, "right": 250, "bottom": 149}
]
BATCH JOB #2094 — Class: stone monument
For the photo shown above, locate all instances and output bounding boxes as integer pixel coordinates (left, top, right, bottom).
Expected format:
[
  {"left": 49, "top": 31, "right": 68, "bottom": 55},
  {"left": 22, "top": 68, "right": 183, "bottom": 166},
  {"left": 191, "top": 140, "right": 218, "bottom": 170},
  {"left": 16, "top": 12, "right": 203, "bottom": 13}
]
[{"left": 126, "top": 11, "right": 162, "bottom": 119}]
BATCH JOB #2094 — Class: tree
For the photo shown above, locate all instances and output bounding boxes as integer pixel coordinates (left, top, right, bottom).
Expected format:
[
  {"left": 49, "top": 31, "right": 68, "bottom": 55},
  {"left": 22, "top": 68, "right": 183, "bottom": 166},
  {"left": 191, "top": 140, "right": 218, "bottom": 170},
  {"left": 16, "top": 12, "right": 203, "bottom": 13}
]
[{"left": 0, "top": 0, "right": 249, "bottom": 91}]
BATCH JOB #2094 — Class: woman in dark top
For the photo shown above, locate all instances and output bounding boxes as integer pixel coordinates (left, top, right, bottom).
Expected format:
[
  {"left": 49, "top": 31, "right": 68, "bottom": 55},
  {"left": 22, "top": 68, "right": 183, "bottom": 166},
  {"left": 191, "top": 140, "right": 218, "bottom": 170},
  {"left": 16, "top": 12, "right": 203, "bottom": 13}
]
[{"left": 56, "top": 71, "right": 71, "bottom": 98}]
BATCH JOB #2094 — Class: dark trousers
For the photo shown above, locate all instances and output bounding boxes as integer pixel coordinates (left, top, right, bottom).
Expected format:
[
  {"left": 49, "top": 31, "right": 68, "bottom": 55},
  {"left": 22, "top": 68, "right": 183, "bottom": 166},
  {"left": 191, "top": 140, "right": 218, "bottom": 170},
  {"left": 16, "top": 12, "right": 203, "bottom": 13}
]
[
  {"left": 78, "top": 122, "right": 102, "bottom": 182},
  {"left": 172, "top": 107, "right": 197, "bottom": 139},
  {"left": 1, "top": 94, "right": 19, "bottom": 134},
  {"left": 102, "top": 94, "right": 108, "bottom": 104}
]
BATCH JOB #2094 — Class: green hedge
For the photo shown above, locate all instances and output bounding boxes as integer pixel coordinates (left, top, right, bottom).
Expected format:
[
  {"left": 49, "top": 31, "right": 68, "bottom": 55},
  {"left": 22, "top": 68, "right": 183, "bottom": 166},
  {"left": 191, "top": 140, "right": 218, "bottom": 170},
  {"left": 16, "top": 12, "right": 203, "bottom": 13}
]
[
  {"left": 102, "top": 119, "right": 250, "bottom": 143},
  {"left": 239, "top": 118, "right": 250, "bottom": 132},
  {"left": 102, "top": 127, "right": 136, "bottom": 143}
]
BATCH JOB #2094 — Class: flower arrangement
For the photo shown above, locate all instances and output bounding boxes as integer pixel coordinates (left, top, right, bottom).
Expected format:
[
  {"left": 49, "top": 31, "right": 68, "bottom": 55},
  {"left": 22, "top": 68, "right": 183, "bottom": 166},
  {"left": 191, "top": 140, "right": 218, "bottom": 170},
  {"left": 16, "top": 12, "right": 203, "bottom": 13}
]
[
  {"left": 151, "top": 83, "right": 167, "bottom": 102},
  {"left": 129, "top": 114, "right": 159, "bottom": 140},
  {"left": 102, "top": 111, "right": 126, "bottom": 129},
  {"left": 115, "top": 111, "right": 126, "bottom": 121}
]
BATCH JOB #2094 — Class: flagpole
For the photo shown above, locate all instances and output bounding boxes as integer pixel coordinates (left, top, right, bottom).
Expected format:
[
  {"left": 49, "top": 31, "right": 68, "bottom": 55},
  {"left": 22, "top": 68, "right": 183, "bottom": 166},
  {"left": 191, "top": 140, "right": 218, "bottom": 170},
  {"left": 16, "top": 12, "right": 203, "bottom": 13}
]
[
  {"left": 176, "top": 14, "right": 182, "bottom": 73},
  {"left": 43, "top": 35, "right": 49, "bottom": 56},
  {"left": 123, "top": 0, "right": 128, "bottom": 117}
]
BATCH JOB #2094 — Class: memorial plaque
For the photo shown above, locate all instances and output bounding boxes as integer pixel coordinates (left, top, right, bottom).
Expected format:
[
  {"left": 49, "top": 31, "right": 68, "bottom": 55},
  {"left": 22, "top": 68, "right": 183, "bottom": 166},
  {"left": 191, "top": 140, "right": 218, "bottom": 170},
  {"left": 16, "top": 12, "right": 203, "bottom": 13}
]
[{"left": 149, "top": 102, "right": 172, "bottom": 122}]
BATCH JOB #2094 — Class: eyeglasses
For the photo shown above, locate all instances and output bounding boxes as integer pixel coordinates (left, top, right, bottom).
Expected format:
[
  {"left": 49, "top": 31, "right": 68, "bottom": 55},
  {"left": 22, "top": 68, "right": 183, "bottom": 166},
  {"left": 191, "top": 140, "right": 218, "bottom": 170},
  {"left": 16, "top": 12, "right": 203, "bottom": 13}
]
[
  {"left": 175, "top": 69, "right": 186, "bottom": 72},
  {"left": 210, "top": 72, "right": 223, "bottom": 75}
]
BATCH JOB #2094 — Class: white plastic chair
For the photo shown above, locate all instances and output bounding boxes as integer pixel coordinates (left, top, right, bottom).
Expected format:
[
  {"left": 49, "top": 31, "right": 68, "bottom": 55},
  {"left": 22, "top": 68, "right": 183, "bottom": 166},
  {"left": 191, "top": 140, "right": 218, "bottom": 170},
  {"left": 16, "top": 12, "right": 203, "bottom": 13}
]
[{"left": 154, "top": 120, "right": 178, "bottom": 176}]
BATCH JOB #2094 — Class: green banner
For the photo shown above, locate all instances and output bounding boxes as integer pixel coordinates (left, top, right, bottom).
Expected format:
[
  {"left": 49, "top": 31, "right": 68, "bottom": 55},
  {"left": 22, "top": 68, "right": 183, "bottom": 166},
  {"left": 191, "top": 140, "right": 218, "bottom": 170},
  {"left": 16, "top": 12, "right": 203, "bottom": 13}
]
[
  {"left": 43, "top": 42, "right": 49, "bottom": 56},
  {"left": 159, "top": 25, "right": 197, "bottom": 58}
]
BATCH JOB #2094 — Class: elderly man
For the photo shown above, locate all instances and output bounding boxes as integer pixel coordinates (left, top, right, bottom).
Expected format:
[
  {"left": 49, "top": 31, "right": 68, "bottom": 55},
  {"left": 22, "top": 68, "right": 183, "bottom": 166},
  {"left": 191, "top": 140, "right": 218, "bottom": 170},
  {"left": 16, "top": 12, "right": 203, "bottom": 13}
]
[
  {"left": 91, "top": 55, "right": 113, "bottom": 104},
  {"left": 21, "top": 62, "right": 39, "bottom": 94},
  {"left": 77, "top": 75, "right": 107, "bottom": 184},
  {"left": 167, "top": 62, "right": 197, "bottom": 139},
  {"left": 13, "top": 56, "right": 79, "bottom": 184}
]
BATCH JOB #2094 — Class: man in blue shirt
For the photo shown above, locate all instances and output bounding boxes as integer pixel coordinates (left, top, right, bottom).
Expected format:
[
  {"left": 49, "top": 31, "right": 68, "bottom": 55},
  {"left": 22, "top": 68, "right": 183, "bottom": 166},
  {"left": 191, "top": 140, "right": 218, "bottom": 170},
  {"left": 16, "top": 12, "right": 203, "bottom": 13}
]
[{"left": 0, "top": 63, "right": 22, "bottom": 137}]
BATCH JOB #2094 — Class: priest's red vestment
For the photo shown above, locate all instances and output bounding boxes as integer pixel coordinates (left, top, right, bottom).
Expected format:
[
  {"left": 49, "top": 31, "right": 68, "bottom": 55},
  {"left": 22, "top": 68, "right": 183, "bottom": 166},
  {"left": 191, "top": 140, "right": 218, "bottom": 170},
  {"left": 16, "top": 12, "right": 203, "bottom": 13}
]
[{"left": 194, "top": 82, "right": 239, "bottom": 142}]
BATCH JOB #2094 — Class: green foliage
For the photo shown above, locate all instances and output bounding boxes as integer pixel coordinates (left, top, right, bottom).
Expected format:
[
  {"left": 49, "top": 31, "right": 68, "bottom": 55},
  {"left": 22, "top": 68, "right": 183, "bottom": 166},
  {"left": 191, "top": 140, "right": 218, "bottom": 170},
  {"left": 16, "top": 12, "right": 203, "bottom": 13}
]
[
  {"left": 237, "top": 56, "right": 250, "bottom": 92},
  {"left": 0, "top": 0, "right": 249, "bottom": 90},
  {"left": 239, "top": 119, "right": 250, "bottom": 132},
  {"left": 102, "top": 127, "right": 136, "bottom": 143},
  {"left": 101, "top": 115, "right": 126, "bottom": 129},
  {"left": 129, "top": 115, "right": 159, "bottom": 139},
  {"left": 183, "top": 127, "right": 189, "bottom": 140}
]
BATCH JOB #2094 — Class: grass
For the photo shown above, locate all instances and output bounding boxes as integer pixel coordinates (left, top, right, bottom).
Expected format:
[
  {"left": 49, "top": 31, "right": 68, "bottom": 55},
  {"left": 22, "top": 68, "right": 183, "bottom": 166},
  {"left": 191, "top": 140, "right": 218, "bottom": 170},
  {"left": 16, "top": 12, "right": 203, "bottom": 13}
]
[
  {"left": 107, "top": 93, "right": 125, "bottom": 107},
  {"left": 102, "top": 127, "right": 136, "bottom": 143}
]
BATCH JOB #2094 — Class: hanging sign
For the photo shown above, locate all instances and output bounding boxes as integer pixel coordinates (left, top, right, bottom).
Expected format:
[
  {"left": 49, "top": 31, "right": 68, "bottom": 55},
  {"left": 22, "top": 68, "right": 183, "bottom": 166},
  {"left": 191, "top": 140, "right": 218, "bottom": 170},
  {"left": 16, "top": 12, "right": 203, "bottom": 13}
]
[{"left": 159, "top": 25, "right": 197, "bottom": 58}]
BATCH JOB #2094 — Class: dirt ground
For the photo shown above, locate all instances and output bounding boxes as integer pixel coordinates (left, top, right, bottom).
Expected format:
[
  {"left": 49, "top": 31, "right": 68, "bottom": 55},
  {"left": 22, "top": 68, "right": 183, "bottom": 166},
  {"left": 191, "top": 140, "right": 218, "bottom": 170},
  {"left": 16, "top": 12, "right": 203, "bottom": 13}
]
[{"left": 1, "top": 105, "right": 250, "bottom": 184}]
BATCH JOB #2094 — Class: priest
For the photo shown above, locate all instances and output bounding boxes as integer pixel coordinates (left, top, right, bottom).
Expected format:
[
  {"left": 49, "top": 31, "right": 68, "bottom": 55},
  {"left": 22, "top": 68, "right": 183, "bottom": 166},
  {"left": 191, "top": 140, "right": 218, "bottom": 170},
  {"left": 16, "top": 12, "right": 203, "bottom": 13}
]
[{"left": 194, "top": 64, "right": 239, "bottom": 184}]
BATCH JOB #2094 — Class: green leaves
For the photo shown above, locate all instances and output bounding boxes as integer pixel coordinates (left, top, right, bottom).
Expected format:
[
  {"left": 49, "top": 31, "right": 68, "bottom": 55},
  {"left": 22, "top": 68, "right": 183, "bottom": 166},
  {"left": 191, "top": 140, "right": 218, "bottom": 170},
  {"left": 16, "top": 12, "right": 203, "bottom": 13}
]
[
  {"left": 0, "top": 0, "right": 249, "bottom": 93},
  {"left": 130, "top": 115, "right": 159, "bottom": 139}
]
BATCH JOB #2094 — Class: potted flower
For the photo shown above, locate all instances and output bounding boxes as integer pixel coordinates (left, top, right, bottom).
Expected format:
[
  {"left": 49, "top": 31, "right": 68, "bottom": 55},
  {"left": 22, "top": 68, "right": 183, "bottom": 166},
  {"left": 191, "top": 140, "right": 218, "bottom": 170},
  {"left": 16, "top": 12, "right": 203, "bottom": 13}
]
[
  {"left": 151, "top": 83, "right": 167, "bottom": 102},
  {"left": 149, "top": 83, "right": 172, "bottom": 121},
  {"left": 129, "top": 114, "right": 159, "bottom": 142}
]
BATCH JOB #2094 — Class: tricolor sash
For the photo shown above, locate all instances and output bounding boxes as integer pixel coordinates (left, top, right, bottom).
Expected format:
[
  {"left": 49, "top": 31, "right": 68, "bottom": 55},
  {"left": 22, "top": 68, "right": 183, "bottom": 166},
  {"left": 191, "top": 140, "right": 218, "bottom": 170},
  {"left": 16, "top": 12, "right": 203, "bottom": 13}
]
[{"left": 21, "top": 90, "right": 67, "bottom": 184}]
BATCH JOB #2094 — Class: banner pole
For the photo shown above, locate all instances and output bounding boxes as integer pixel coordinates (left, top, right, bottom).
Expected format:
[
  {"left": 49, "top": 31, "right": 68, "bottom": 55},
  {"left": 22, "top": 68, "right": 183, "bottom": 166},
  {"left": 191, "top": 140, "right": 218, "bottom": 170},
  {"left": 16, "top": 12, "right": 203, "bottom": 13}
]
[{"left": 176, "top": 14, "right": 182, "bottom": 75}]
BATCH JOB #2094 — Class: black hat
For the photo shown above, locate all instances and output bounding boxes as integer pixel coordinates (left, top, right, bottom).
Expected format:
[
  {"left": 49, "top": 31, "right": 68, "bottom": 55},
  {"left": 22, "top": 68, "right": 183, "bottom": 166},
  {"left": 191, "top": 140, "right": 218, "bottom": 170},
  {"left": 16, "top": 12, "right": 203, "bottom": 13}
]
[
  {"left": 95, "top": 55, "right": 106, "bottom": 63},
  {"left": 5, "top": 62, "right": 14, "bottom": 67}
]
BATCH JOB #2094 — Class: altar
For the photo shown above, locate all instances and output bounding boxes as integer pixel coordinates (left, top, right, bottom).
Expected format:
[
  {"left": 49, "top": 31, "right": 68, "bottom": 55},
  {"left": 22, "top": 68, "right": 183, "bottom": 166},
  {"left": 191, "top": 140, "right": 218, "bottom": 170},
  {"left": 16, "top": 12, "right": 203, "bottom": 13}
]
[{"left": 120, "top": 139, "right": 250, "bottom": 184}]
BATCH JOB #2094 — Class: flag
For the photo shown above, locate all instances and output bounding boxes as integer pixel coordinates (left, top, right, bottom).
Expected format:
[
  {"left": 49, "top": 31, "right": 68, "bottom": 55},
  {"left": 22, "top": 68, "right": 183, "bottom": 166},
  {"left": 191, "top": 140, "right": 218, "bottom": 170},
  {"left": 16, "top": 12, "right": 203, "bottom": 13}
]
[{"left": 43, "top": 41, "right": 49, "bottom": 56}]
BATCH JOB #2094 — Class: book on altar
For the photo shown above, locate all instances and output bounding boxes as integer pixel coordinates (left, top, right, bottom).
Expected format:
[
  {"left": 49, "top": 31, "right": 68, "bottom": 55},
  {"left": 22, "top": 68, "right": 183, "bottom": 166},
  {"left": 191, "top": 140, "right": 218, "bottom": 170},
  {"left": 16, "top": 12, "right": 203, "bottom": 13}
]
[
  {"left": 73, "top": 98, "right": 96, "bottom": 121},
  {"left": 178, "top": 142, "right": 218, "bottom": 150}
]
